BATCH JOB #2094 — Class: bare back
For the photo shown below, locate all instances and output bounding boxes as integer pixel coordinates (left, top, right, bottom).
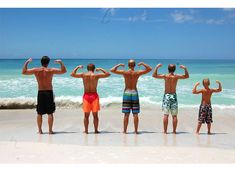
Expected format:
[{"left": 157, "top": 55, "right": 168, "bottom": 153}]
[
  {"left": 82, "top": 72, "right": 99, "bottom": 93},
  {"left": 123, "top": 70, "right": 140, "bottom": 91},
  {"left": 201, "top": 89, "right": 213, "bottom": 105},
  {"left": 164, "top": 74, "right": 179, "bottom": 94},
  {"left": 34, "top": 67, "right": 54, "bottom": 90}
]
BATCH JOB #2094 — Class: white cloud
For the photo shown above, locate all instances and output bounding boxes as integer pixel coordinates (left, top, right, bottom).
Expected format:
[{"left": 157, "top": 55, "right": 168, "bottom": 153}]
[
  {"left": 171, "top": 11, "right": 193, "bottom": 23},
  {"left": 170, "top": 9, "right": 229, "bottom": 25},
  {"left": 223, "top": 8, "right": 235, "bottom": 12},
  {"left": 128, "top": 10, "right": 147, "bottom": 22},
  {"left": 101, "top": 8, "right": 117, "bottom": 16},
  {"left": 205, "top": 19, "right": 224, "bottom": 25}
]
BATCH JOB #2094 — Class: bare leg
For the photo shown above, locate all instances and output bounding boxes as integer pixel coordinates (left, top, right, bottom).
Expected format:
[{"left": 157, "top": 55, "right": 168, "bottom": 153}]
[
  {"left": 92, "top": 112, "right": 99, "bottom": 133},
  {"left": 163, "top": 114, "right": 169, "bottom": 134},
  {"left": 37, "top": 114, "right": 43, "bottom": 134},
  {"left": 84, "top": 112, "right": 90, "bottom": 134},
  {"left": 123, "top": 113, "right": 130, "bottom": 134},
  {"left": 172, "top": 116, "right": 178, "bottom": 134},
  {"left": 207, "top": 123, "right": 211, "bottom": 134},
  {"left": 196, "top": 122, "right": 202, "bottom": 134},
  {"left": 133, "top": 114, "right": 139, "bottom": 134},
  {"left": 48, "top": 114, "right": 54, "bottom": 134}
]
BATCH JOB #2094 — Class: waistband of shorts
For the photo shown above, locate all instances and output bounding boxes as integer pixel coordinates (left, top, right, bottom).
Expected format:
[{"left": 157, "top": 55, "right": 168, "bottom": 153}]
[
  {"left": 83, "top": 92, "right": 99, "bottom": 95},
  {"left": 38, "top": 90, "right": 53, "bottom": 93},
  {"left": 200, "top": 103, "right": 211, "bottom": 107},
  {"left": 164, "top": 93, "right": 177, "bottom": 95},
  {"left": 124, "top": 89, "right": 138, "bottom": 93}
]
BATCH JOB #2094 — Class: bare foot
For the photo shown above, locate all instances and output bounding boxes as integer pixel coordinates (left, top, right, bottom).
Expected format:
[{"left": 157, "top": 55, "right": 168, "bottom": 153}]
[
  {"left": 134, "top": 131, "right": 139, "bottom": 134},
  {"left": 163, "top": 131, "right": 167, "bottom": 134},
  {"left": 83, "top": 131, "right": 88, "bottom": 134},
  {"left": 195, "top": 132, "right": 200, "bottom": 135},
  {"left": 208, "top": 132, "right": 212, "bottom": 135},
  {"left": 38, "top": 130, "right": 43, "bottom": 134},
  {"left": 95, "top": 130, "right": 100, "bottom": 134},
  {"left": 49, "top": 131, "right": 54, "bottom": 134},
  {"left": 123, "top": 131, "right": 127, "bottom": 134},
  {"left": 173, "top": 131, "right": 177, "bottom": 134}
]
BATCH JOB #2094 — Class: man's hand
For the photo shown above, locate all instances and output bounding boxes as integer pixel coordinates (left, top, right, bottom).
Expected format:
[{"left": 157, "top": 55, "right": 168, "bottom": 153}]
[
  {"left": 118, "top": 63, "right": 125, "bottom": 67},
  {"left": 77, "top": 65, "right": 83, "bottom": 69},
  {"left": 96, "top": 68, "right": 102, "bottom": 72},
  {"left": 195, "top": 82, "right": 200, "bottom": 86},
  {"left": 138, "top": 62, "right": 145, "bottom": 66},
  {"left": 26, "top": 58, "right": 32, "bottom": 63},
  {"left": 156, "top": 63, "right": 162, "bottom": 68},
  {"left": 216, "top": 80, "right": 221, "bottom": 84},
  {"left": 180, "top": 65, "right": 186, "bottom": 69},
  {"left": 54, "top": 60, "right": 62, "bottom": 64}
]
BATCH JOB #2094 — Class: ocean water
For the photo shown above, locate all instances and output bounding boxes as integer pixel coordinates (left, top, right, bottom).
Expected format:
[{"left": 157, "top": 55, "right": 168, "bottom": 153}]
[{"left": 0, "top": 59, "right": 235, "bottom": 109}]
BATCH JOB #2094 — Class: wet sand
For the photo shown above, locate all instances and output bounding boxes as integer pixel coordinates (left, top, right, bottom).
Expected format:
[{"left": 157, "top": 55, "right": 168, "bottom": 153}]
[{"left": 0, "top": 106, "right": 235, "bottom": 163}]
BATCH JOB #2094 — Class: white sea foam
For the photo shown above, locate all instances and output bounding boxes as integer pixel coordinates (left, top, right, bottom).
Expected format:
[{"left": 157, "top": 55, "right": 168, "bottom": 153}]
[{"left": 1, "top": 96, "right": 235, "bottom": 109}]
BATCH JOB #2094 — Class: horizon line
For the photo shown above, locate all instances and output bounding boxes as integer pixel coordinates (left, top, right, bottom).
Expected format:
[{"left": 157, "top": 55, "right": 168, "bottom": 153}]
[{"left": 0, "top": 58, "right": 235, "bottom": 60}]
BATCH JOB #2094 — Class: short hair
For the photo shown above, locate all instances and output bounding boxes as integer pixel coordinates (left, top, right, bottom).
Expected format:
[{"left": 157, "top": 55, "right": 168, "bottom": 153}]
[
  {"left": 203, "top": 78, "right": 210, "bottom": 86},
  {"left": 87, "top": 63, "right": 95, "bottom": 72},
  {"left": 128, "top": 59, "right": 136, "bottom": 68},
  {"left": 41, "top": 56, "right": 50, "bottom": 67},
  {"left": 168, "top": 64, "right": 176, "bottom": 73}
]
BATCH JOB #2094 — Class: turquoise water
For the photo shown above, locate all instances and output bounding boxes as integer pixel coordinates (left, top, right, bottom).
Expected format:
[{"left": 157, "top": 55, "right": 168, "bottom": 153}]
[{"left": 0, "top": 59, "right": 235, "bottom": 108}]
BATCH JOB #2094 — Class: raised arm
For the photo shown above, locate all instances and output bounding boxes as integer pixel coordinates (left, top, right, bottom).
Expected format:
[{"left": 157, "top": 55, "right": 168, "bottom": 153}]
[
  {"left": 152, "top": 63, "right": 165, "bottom": 79},
  {"left": 212, "top": 80, "right": 222, "bottom": 93},
  {"left": 95, "top": 68, "right": 111, "bottom": 78},
  {"left": 110, "top": 63, "right": 125, "bottom": 75},
  {"left": 70, "top": 65, "right": 84, "bottom": 78},
  {"left": 192, "top": 82, "right": 203, "bottom": 94},
  {"left": 176, "top": 65, "right": 189, "bottom": 79},
  {"left": 22, "top": 58, "right": 37, "bottom": 75},
  {"left": 137, "top": 62, "right": 152, "bottom": 75},
  {"left": 51, "top": 60, "right": 67, "bottom": 74}
]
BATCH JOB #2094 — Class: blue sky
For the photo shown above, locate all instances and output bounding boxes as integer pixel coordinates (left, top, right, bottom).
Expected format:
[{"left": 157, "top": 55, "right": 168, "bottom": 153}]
[{"left": 0, "top": 8, "right": 235, "bottom": 59}]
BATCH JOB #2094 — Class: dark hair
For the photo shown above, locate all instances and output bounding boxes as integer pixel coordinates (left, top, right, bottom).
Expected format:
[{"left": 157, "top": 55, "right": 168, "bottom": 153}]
[
  {"left": 168, "top": 64, "right": 176, "bottom": 73},
  {"left": 87, "top": 63, "right": 95, "bottom": 72},
  {"left": 41, "top": 56, "right": 50, "bottom": 67}
]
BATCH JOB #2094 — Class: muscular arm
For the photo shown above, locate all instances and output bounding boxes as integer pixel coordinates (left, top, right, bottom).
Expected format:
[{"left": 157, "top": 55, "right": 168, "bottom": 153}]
[
  {"left": 110, "top": 64, "right": 125, "bottom": 75},
  {"left": 152, "top": 63, "right": 165, "bottom": 79},
  {"left": 51, "top": 60, "right": 67, "bottom": 74},
  {"left": 137, "top": 62, "right": 152, "bottom": 76},
  {"left": 70, "top": 65, "right": 84, "bottom": 78},
  {"left": 52, "top": 60, "right": 67, "bottom": 74},
  {"left": 192, "top": 82, "right": 202, "bottom": 94},
  {"left": 212, "top": 80, "right": 222, "bottom": 93},
  {"left": 176, "top": 65, "right": 189, "bottom": 79},
  {"left": 22, "top": 58, "right": 36, "bottom": 75},
  {"left": 95, "top": 68, "right": 111, "bottom": 78}
]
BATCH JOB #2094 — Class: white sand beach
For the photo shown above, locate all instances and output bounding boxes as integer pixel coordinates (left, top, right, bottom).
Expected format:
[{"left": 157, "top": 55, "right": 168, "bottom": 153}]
[{"left": 0, "top": 106, "right": 235, "bottom": 163}]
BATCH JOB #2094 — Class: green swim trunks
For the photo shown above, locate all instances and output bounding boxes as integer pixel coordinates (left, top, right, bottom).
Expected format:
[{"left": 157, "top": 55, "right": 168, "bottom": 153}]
[{"left": 162, "top": 93, "right": 178, "bottom": 116}]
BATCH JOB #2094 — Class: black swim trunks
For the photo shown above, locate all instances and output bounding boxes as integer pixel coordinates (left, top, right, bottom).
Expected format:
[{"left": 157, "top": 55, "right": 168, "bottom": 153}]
[
  {"left": 198, "top": 104, "right": 213, "bottom": 124},
  {"left": 36, "top": 90, "right": 55, "bottom": 115}
]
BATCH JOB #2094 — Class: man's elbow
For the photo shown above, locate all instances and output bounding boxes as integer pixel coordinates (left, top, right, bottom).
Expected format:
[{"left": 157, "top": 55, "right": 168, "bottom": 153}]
[
  {"left": 22, "top": 70, "right": 26, "bottom": 75},
  {"left": 62, "top": 68, "right": 67, "bottom": 73}
]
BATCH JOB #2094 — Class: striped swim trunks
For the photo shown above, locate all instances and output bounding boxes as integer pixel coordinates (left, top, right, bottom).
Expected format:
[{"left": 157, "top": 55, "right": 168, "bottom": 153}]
[{"left": 122, "top": 89, "right": 140, "bottom": 114}]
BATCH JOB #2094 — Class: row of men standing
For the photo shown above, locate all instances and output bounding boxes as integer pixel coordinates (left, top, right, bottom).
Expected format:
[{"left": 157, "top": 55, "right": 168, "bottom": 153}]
[{"left": 22, "top": 56, "right": 189, "bottom": 134}]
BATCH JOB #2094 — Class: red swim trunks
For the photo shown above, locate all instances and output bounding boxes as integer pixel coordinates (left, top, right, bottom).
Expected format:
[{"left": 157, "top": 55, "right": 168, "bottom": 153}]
[{"left": 83, "top": 92, "right": 100, "bottom": 113}]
